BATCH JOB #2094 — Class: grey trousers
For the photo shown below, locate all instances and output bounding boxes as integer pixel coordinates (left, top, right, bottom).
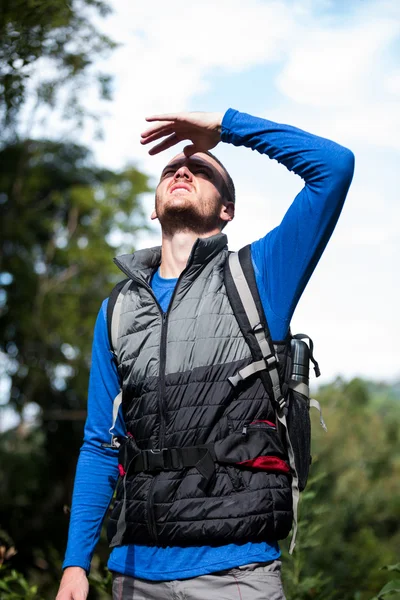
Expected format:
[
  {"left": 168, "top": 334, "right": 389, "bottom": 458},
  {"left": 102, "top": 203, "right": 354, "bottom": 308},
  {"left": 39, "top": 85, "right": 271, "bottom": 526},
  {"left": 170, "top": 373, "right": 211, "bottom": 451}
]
[{"left": 112, "top": 560, "right": 286, "bottom": 600}]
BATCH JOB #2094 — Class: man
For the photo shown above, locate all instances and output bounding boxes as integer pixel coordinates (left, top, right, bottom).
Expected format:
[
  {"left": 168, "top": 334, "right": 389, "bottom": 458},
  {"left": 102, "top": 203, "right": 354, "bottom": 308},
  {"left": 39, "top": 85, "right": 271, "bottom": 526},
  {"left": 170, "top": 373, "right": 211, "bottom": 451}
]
[{"left": 57, "top": 109, "right": 354, "bottom": 599}]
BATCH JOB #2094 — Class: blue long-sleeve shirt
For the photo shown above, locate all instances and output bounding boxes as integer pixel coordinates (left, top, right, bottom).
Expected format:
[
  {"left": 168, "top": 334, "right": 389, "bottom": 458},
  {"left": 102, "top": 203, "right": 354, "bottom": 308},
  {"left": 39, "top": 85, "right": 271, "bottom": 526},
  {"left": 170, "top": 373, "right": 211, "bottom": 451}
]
[{"left": 63, "top": 109, "right": 354, "bottom": 579}]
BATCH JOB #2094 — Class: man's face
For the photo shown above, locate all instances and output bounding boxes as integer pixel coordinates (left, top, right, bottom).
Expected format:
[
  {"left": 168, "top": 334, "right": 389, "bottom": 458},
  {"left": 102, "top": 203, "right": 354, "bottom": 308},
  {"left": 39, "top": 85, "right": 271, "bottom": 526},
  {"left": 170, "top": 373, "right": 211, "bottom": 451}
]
[{"left": 153, "top": 152, "right": 234, "bottom": 235}]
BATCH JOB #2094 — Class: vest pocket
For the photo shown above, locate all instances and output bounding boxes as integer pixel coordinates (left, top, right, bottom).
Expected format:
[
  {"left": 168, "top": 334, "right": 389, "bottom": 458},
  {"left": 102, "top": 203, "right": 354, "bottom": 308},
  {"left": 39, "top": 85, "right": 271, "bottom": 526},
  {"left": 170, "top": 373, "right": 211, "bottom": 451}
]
[
  {"left": 238, "top": 422, "right": 290, "bottom": 474},
  {"left": 214, "top": 421, "right": 290, "bottom": 478}
]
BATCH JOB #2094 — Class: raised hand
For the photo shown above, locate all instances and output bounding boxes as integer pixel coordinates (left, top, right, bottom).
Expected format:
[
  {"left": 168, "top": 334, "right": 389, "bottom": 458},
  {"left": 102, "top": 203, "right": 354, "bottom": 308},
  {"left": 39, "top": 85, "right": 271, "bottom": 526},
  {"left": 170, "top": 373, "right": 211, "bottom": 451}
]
[{"left": 140, "top": 111, "right": 224, "bottom": 156}]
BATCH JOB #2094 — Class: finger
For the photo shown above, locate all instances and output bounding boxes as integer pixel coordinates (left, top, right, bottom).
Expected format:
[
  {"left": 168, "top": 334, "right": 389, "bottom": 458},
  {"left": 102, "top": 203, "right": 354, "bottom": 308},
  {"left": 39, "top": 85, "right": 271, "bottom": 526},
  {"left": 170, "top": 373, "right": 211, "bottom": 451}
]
[
  {"left": 141, "top": 122, "right": 174, "bottom": 139},
  {"left": 148, "top": 133, "right": 180, "bottom": 156},
  {"left": 183, "top": 144, "right": 198, "bottom": 157},
  {"left": 145, "top": 113, "right": 185, "bottom": 122},
  {"left": 140, "top": 126, "right": 175, "bottom": 145}
]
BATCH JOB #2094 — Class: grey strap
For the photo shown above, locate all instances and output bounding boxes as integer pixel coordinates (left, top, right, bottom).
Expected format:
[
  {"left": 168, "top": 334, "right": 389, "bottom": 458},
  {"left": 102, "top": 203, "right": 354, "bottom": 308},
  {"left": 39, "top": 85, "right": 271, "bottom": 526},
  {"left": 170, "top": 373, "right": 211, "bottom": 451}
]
[
  {"left": 310, "top": 398, "right": 328, "bottom": 432},
  {"left": 108, "top": 280, "right": 131, "bottom": 447},
  {"left": 228, "top": 356, "right": 276, "bottom": 387},
  {"left": 229, "top": 252, "right": 265, "bottom": 332},
  {"left": 228, "top": 253, "right": 283, "bottom": 407},
  {"left": 276, "top": 409, "right": 300, "bottom": 554},
  {"left": 288, "top": 379, "right": 309, "bottom": 397},
  {"left": 111, "top": 280, "right": 132, "bottom": 354},
  {"left": 107, "top": 391, "right": 123, "bottom": 447}
]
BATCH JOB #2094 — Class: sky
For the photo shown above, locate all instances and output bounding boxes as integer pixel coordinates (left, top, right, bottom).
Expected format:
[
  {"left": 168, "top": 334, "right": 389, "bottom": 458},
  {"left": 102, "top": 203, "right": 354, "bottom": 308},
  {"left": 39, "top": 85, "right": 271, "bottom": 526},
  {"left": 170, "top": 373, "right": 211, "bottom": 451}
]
[
  {"left": 1, "top": 0, "right": 399, "bottom": 431},
  {"left": 78, "top": 0, "right": 399, "bottom": 385}
]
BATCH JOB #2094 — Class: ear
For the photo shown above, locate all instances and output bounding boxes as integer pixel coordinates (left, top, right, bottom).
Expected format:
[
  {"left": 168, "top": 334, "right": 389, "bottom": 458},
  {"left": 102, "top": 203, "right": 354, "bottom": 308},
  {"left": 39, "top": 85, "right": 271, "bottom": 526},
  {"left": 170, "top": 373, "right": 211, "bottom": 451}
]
[
  {"left": 150, "top": 208, "right": 158, "bottom": 221},
  {"left": 220, "top": 201, "right": 235, "bottom": 224}
]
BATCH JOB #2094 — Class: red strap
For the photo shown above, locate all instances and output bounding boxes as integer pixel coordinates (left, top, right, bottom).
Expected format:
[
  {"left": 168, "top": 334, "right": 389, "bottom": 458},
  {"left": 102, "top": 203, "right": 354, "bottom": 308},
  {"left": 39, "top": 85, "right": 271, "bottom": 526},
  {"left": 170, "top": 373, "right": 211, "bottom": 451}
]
[
  {"left": 250, "top": 419, "right": 276, "bottom": 427},
  {"left": 238, "top": 456, "right": 290, "bottom": 473}
]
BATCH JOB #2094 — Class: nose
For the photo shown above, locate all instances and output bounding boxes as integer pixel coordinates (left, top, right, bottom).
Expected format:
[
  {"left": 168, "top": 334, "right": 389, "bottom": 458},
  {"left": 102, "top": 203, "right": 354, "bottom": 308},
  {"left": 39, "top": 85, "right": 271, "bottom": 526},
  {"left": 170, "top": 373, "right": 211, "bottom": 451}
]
[{"left": 174, "top": 165, "right": 192, "bottom": 181}]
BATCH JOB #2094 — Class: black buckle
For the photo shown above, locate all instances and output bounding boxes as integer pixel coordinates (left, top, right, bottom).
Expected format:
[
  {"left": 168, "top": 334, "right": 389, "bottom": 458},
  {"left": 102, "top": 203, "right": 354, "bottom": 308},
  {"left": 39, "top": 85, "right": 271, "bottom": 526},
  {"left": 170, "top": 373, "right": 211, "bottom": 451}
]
[
  {"left": 150, "top": 448, "right": 165, "bottom": 471},
  {"left": 142, "top": 448, "right": 169, "bottom": 472},
  {"left": 265, "top": 354, "right": 277, "bottom": 368}
]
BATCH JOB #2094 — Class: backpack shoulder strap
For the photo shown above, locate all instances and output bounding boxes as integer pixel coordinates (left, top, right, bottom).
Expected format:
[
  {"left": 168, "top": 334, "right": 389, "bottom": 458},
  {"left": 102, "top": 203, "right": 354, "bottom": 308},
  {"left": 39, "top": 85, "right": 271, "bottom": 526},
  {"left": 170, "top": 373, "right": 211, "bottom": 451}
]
[
  {"left": 107, "top": 278, "right": 132, "bottom": 356},
  {"left": 224, "top": 245, "right": 285, "bottom": 409},
  {"left": 225, "top": 245, "right": 303, "bottom": 554},
  {"left": 103, "top": 278, "right": 132, "bottom": 450}
]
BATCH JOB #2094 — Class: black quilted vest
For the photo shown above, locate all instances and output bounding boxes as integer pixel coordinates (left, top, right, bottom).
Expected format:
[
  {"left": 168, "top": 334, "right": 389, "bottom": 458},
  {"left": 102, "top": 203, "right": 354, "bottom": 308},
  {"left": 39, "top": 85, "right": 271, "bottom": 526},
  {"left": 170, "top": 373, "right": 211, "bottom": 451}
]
[{"left": 107, "top": 233, "right": 293, "bottom": 547}]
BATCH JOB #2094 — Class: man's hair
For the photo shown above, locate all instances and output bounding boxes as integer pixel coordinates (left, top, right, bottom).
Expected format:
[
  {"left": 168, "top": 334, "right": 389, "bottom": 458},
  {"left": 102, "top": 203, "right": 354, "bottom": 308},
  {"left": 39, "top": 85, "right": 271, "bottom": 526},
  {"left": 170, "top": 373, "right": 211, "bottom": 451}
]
[{"left": 204, "top": 151, "right": 236, "bottom": 204}]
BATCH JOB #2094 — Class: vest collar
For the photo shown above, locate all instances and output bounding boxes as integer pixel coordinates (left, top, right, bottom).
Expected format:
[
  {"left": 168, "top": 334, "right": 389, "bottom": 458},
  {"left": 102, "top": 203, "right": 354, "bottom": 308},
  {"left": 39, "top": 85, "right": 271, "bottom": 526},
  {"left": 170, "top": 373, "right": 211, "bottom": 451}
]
[{"left": 114, "top": 233, "right": 228, "bottom": 285}]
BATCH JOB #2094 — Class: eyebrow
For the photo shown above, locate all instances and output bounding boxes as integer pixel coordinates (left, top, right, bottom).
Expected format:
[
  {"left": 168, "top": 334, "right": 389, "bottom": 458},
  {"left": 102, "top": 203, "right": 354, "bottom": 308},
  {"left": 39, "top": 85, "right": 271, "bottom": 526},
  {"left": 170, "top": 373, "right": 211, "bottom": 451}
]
[{"left": 161, "top": 159, "right": 215, "bottom": 176}]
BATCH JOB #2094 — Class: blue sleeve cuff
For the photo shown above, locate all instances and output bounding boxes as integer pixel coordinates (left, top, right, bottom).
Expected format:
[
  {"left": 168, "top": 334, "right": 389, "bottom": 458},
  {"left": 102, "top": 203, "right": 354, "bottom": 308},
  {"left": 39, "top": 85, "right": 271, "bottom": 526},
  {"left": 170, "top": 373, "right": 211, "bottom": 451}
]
[
  {"left": 221, "top": 108, "right": 239, "bottom": 143},
  {"left": 62, "top": 558, "right": 91, "bottom": 574}
]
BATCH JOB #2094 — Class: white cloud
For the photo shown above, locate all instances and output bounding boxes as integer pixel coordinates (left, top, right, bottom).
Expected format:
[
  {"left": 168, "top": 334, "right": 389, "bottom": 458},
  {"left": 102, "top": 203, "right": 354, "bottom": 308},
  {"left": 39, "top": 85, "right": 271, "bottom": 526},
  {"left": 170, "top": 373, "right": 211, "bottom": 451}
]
[
  {"left": 271, "top": 2, "right": 400, "bottom": 150},
  {"left": 277, "top": 19, "right": 399, "bottom": 108},
  {"left": 110, "top": 0, "right": 294, "bottom": 71},
  {"left": 385, "top": 70, "right": 400, "bottom": 96}
]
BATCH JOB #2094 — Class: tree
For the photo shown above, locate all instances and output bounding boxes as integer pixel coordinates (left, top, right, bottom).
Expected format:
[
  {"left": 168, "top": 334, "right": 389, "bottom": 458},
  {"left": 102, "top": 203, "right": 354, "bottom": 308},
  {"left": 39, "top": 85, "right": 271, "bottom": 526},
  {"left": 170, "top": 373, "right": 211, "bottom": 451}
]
[
  {"left": 0, "top": 138, "right": 150, "bottom": 594},
  {"left": 0, "top": 0, "right": 116, "bottom": 138}
]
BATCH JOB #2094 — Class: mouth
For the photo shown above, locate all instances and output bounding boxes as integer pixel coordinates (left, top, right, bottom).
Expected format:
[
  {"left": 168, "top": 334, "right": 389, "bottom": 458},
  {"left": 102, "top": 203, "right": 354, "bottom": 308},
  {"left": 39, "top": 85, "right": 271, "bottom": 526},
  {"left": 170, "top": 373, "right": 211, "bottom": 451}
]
[{"left": 169, "top": 183, "right": 192, "bottom": 194}]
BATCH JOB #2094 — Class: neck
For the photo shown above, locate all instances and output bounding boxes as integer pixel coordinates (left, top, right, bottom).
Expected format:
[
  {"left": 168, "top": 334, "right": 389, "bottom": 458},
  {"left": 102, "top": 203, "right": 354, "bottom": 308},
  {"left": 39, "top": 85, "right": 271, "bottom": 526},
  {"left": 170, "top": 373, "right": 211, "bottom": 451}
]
[{"left": 159, "top": 228, "right": 221, "bottom": 278}]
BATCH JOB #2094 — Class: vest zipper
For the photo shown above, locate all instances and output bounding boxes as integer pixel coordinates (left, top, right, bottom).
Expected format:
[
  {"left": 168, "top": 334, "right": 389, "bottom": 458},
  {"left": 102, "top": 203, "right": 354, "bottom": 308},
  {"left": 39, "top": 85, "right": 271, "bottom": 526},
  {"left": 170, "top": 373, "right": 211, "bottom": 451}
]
[{"left": 158, "top": 312, "right": 168, "bottom": 448}]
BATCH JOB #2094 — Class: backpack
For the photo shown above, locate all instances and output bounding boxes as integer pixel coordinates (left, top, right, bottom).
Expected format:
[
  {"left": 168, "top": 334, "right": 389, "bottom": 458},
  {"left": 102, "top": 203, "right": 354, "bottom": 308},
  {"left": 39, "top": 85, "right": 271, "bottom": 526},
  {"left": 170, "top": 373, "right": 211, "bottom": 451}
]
[{"left": 106, "top": 244, "right": 326, "bottom": 552}]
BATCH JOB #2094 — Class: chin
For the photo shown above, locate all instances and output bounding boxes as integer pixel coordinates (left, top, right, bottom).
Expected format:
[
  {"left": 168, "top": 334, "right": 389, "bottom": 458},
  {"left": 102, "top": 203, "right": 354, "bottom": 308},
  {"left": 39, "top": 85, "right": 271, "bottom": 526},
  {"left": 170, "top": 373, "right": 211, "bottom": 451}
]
[
  {"left": 160, "top": 198, "right": 196, "bottom": 217},
  {"left": 159, "top": 208, "right": 220, "bottom": 236}
]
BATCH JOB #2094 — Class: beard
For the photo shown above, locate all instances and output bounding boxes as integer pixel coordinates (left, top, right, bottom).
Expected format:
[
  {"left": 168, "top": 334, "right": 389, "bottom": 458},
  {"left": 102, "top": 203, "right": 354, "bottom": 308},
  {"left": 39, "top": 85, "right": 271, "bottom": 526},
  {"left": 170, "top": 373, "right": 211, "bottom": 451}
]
[{"left": 155, "top": 193, "right": 223, "bottom": 236}]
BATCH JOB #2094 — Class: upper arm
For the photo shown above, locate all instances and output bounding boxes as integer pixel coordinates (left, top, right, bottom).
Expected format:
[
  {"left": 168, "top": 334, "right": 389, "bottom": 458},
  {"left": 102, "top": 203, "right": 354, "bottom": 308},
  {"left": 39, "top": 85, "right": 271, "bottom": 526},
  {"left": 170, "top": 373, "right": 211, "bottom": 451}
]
[
  {"left": 83, "top": 299, "right": 125, "bottom": 451},
  {"left": 252, "top": 150, "right": 354, "bottom": 336}
]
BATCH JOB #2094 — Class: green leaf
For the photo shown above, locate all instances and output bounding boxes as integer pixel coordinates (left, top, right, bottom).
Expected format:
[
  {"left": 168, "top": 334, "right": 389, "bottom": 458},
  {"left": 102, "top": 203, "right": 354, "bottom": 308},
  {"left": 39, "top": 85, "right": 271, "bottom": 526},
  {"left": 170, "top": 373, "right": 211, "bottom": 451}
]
[
  {"left": 377, "top": 580, "right": 400, "bottom": 596},
  {"left": 382, "top": 565, "right": 400, "bottom": 573}
]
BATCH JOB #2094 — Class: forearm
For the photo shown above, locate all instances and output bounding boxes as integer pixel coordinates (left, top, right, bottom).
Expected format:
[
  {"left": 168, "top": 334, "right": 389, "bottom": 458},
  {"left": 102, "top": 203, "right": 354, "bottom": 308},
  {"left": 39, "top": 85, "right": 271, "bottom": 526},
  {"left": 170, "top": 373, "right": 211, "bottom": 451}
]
[
  {"left": 62, "top": 444, "right": 119, "bottom": 572},
  {"left": 221, "top": 108, "right": 354, "bottom": 190}
]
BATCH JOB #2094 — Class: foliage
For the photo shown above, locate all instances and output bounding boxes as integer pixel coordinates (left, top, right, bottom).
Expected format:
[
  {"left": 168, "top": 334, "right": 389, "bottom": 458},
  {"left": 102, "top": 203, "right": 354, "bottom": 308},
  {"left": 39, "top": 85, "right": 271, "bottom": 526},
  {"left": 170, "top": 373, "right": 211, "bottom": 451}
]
[
  {"left": 0, "top": 137, "right": 150, "bottom": 597},
  {"left": 0, "top": 0, "right": 116, "bottom": 137},
  {"left": 0, "top": 567, "right": 44, "bottom": 600},
  {"left": 281, "top": 378, "right": 400, "bottom": 600}
]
